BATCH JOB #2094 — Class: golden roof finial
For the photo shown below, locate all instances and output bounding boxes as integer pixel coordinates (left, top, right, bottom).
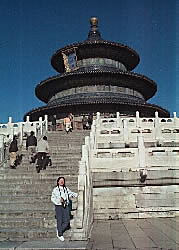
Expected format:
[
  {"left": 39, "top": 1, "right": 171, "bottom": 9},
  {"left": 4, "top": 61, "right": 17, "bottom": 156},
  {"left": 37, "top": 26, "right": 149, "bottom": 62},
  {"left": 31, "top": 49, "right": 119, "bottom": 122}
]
[
  {"left": 90, "top": 17, "right": 98, "bottom": 27},
  {"left": 88, "top": 16, "right": 102, "bottom": 40}
]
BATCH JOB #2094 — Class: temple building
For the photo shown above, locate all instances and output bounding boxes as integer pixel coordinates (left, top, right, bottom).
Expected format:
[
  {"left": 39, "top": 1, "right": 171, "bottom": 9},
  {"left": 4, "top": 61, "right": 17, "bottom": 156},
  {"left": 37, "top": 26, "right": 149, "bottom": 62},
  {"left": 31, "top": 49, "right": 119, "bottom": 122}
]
[{"left": 25, "top": 17, "right": 169, "bottom": 121}]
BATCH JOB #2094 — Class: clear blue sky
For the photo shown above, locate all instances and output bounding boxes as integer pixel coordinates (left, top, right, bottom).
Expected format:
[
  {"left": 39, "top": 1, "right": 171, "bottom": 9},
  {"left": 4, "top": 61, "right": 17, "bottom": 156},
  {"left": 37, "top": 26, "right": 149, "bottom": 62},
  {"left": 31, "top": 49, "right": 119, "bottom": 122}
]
[{"left": 0, "top": 0, "right": 177, "bottom": 123}]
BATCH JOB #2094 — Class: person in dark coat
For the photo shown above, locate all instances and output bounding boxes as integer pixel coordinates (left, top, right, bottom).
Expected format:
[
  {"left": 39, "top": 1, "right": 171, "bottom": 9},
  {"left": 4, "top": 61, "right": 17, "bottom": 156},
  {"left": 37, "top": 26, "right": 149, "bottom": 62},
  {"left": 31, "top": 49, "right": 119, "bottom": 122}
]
[
  {"left": 87, "top": 114, "right": 93, "bottom": 129},
  {"left": 51, "top": 115, "right": 56, "bottom": 131},
  {"left": 9, "top": 135, "right": 18, "bottom": 169},
  {"left": 26, "top": 131, "right": 37, "bottom": 163},
  {"left": 82, "top": 116, "right": 88, "bottom": 130}
]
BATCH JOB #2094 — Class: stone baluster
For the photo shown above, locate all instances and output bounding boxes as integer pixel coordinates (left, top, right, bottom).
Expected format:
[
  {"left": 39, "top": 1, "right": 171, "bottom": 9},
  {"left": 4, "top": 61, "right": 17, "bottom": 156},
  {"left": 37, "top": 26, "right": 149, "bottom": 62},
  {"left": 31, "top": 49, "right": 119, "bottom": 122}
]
[
  {"left": 25, "top": 116, "right": 32, "bottom": 135},
  {"left": 154, "top": 112, "right": 160, "bottom": 143},
  {"left": 8, "top": 117, "right": 14, "bottom": 140},
  {"left": 96, "top": 112, "right": 100, "bottom": 129},
  {"left": 123, "top": 119, "right": 129, "bottom": 146},
  {"left": 44, "top": 115, "right": 48, "bottom": 131},
  {"left": 137, "top": 135, "right": 146, "bottom": 169},
  {"left": 116, "top": 112, "right": 120, "bottom": 127},
  {"left": 19, "top": 123, "right": 23, "bottom": 143},
  {"left": 0, "top": 134, "right": 4, "bottom": 162},
  {"left": 91, "top": 119, "right": 96, "bottom": 150},
  {"left": 85, "top": 136, "right": 90, "bottom": 184},
  {"left": 173, "top": 112, "right": 177, "bottom": 126},
  {"left": 39, "top": 117, "right": 43, "bottom": 136},
  {"left": 136, "top": 111, "right": 140, "bottom": 128},
  {"left": 76, "top": 160, "right": 86, "bottom": 228}
]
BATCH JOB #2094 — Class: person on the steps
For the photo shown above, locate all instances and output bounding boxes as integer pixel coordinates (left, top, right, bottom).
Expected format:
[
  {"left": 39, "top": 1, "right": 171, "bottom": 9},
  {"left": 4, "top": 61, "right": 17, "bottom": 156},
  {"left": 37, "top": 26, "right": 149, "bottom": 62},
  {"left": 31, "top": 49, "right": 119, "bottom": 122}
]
[
  {"left": 36, "top": 136, "right": 49, "bottom": 173},
  {"left": 51, "top": 176, "right": 78, "bottom": 242},
  {"left": 9, "top": 135, "right": 18, "bottom": 169},
  {"left": 26, "top": 131, "right": 37, "bottom": 163},
  {"left": 87, "top": 114, "right": 93, "bottom": 129},
  {"left": 82, "top": 115, "right": 88, "bottom": 130},
  {"left": 63, "top": 115, "right": 72, "bottom": 134},
  {"left": 69, "top": 113, "right": 74, "bottom": 130}
]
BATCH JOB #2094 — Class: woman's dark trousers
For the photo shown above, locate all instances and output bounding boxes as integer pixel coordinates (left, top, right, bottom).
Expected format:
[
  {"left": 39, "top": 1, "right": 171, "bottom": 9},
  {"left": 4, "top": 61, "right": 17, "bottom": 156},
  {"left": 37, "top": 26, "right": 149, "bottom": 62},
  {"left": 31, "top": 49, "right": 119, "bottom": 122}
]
[{"left": 55, "top": 205, "right": 70, "bottom": 237}]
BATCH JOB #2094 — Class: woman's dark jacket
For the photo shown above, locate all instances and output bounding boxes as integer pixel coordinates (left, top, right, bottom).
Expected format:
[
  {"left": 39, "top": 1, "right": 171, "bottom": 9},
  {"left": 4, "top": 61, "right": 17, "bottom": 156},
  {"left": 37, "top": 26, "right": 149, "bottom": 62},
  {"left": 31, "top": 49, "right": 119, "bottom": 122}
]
[{"left": 9, "top": 139, "right": 18, "bottom": 153}]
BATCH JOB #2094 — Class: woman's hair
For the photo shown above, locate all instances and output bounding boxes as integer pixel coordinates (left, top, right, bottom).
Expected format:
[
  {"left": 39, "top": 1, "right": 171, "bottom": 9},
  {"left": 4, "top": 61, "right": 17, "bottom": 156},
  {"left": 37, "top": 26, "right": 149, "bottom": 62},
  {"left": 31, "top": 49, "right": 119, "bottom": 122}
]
[{"left": 57, "top": 176, "right": 66, "bottom": 187}]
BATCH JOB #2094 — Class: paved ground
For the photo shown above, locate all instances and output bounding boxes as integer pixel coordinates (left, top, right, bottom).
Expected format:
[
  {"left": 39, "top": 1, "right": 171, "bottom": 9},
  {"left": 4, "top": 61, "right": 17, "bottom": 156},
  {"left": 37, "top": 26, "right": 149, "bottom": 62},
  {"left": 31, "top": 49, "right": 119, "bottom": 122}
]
[
  {"left": 1, "top": 218, "right": 179, "bottom": 249},
  {"left": 87, "top": 217, "right": 179, "bottom": 250}
]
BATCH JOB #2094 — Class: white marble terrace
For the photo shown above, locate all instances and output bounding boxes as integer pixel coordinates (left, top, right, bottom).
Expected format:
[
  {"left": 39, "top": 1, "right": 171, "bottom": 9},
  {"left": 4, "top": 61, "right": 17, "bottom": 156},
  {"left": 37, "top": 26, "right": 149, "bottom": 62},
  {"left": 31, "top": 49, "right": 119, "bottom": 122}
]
[
  {"left": 79, "top": 111, "right": 179, "bottom": 220},
  {"left": 91, "top": 111, "right": 179, "bottom": 172}
]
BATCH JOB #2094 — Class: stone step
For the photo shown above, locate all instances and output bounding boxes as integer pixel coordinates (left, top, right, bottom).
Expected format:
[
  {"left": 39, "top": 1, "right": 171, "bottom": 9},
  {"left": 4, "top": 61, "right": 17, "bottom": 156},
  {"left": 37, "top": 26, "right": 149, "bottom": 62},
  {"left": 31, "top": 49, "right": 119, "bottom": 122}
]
[
  {"left": 22, "top": 149, "right": 82, "bottom": 153},
  {"left": 0, "top": 195, "right": 78, "bottom": 206},
  {"left": 20, "top": 152, "right": 81, "bottom": 156},
  {"left": 0, "top": 209, "right": 55, "bottom": 219},
  {"left": 49, "top": 151, "right": 82, "bottom": 154},
  {"left": 47, "top": 132, "right": 87, "bottom": 136},
  {"left": 0, "top": 195, "right": 51, "bottom": 202},
  {"left": 0, "top": 170, "right": 79, "bottom": 177},
  {"left": 21, "top": 158, "right": 81, "bottom": 162},
  {"left": 0, "top": 227, "right": 69, "bottom": 240},
  {"left": 48, "top": 139, "right": 86, "bottom": 143},
  {"left": 47, "top": 135, "right": 89, "bottom": 140},
  {"left": 19, "top": 163, "right": 80, "bottom": 168},
  {"left": 0, "top": 217, "right": 56, "bottom": 229},
  {"left": 0, "top": 186, "right": 77, "bottom": 196},
  {"left": 0, "top": 201, "right": 54, "bottom": 210},
  {"left": 0, "top": 223, "right": 83, "bottom": 241},
  {"left": 16, "top": 161, "right": 80, "bottom": 166},
  {"left": 0, "top": 183, "right": 78, "bottom": 194},
  {"left": 1, "top": 168, "right": 80, "bottom": 177},
  {"left": 0, "top": 178, "right": 77, "bottom": 185},
  {"left": 48, "top": 139, "right": 88, "bottom": 143},
  {"left": 0, "top": 172, "right": 78, "bottom": 179},
  {"left": 48, "top": 131, "right": 89, "bottom": 135},
  {"left": 48, "top": 143, "right": 84, "bottom": 147},
  {"left": 21, "top": 155, "right": 81, "bottom": 159},
  {"left": 0, "top": 178, "right": 77, "bottom": 187}
]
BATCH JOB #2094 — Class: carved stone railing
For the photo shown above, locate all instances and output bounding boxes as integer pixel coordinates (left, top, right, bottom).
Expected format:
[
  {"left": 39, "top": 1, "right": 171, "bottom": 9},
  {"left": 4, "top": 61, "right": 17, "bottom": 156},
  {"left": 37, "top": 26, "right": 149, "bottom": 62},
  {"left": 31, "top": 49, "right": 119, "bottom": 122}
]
[
  {"left": 0, "top": 115, "right": 48, "bottom": 167},
  {"left": 0, "top": 115, "right": 48, "bottom": 142},
  {"left": 89, "top": 111, "right": 179, "bottom": 173},
  {"left": 72, "top": 128, "right": 95, "bottom": 240},
  {"left": 95, "top": 111, "right": 179, "bottom": 147}
]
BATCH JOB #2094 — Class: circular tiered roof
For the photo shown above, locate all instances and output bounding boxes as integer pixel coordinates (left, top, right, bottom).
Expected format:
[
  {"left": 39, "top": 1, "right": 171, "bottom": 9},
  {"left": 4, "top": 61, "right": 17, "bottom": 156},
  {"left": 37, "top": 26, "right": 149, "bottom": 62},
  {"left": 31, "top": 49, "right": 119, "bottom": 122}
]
[
  {"left": 51, "top": 40, "right": 140, "bottom": 73},
  {"left": 25, "top": 99, "right": 169, "bottom": 121},
  {"left": 35, "top": 68, "right": 157, "bottom": 103},
  {"left": 25, "top": 17, "right": 170, "bottom": 121}
]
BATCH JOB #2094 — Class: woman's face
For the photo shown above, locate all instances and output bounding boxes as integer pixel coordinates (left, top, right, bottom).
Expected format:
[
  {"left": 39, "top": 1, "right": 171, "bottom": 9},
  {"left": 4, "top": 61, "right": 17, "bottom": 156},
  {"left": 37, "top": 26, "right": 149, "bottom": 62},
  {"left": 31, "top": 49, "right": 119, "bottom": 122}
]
[{"left": 58, "top": 178, "right": 64, "bottom": 186}]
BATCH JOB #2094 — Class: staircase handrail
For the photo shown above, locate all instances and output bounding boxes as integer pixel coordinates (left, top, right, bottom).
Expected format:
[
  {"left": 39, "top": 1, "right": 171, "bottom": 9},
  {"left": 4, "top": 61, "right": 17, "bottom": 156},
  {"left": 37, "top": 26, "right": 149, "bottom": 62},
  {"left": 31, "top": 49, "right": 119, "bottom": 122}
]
[
  {"left": 0, "top": 115, "right": 48, "bottom": 166},
  {"left": 74, "top": 124, "right": 96, "bottom": 239},
  {"left": 0, "top": 133, "right": 21, "bottom": 169},
  {"left": 95, "top": 112, "right": 179, "bottom": 146}
]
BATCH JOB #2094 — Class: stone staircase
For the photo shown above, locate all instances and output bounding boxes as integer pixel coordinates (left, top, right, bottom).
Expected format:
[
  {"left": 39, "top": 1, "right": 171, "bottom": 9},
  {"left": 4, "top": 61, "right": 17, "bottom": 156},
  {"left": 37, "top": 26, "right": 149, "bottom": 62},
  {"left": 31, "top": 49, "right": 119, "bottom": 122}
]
[{"left": 0, "top": 130, "right": 89, "bottom": 241}]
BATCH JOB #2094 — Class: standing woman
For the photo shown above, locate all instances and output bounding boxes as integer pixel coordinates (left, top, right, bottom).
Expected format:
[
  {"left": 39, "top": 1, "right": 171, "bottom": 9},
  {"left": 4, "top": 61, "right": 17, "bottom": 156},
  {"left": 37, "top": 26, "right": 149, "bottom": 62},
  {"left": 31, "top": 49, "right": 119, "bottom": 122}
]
[{"left": 51, "top": 176, "right": 78, "bottom": 241}]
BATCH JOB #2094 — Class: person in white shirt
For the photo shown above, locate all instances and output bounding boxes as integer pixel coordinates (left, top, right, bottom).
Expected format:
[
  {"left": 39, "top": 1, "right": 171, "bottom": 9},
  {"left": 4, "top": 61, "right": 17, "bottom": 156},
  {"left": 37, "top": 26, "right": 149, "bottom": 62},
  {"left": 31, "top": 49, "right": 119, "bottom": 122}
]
[{"left": 51, "top": 176, "right": 78, "bottom": 241}]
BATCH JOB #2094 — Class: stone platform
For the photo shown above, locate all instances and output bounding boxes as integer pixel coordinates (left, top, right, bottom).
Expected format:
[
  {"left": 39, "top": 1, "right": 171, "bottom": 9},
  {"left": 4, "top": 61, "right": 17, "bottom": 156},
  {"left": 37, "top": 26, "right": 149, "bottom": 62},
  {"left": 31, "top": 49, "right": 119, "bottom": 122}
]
[{"left": 1, "top": 218, "right": 179, "bottom": 249}]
